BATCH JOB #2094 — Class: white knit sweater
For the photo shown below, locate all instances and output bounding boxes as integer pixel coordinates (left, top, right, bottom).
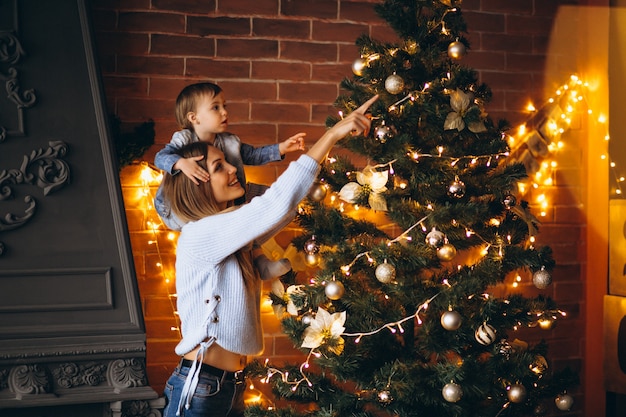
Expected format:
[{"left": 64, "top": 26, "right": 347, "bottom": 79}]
[{"left": 174, "top": 155, "right": 320, "bottom": 356}]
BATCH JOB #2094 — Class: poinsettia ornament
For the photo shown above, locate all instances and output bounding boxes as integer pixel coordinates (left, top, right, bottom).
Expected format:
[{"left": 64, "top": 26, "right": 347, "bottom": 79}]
[
  {"left": 444, "top": 88, "right": 487, "bottom": 133},
  {"left": 271, "top": 280, "right": 306, "bottom": 317},
  {"left": 338, "top": 165, "right": 388, "bottom": 211},
  {"left": 301, "top": 307, "right": 346, "bottom": 355}
]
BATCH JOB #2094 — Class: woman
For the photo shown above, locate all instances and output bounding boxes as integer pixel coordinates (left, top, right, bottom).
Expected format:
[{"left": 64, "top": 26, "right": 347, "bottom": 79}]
[{"left": 161, "top": 95, "right": 378, "bottom": 417}]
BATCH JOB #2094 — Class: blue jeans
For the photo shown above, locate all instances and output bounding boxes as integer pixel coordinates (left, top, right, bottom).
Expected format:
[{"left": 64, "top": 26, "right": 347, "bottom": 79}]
[{"left": 163, "top": 362, "right": 246, "bottom": 417}]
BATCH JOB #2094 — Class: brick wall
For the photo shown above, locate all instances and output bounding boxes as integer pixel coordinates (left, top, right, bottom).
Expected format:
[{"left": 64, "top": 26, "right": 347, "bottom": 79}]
[{"left": 91, "top": 0, "right": 588, "bottom": 413}]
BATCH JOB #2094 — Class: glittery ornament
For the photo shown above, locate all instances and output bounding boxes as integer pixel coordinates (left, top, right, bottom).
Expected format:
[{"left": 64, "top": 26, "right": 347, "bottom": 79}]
[
  {"left": 498, "top": 340, "right": 513, "bottom": 359},
  {"left": 352, "top": 58, "right": 366, "bottom": 76},
  {"left": 374, "top": 125, "right": 391, "bottom": 142},
  {"left": 309, "top": 182, "right": 327, "bottom": 202},
  {"left": 304, "top": 252, "right": 320, "bottom": 267},
  {"left": 447, "top": 41, "right": 466, "bottom": 60},
  {"left": 503, "top": 194, "right": 517, "bottom": 209},
  {"left": 474, "top": 322, "right": 497, "bottom": 345},
  {"left": 384, "top": 74, "right": 405, "bottom": 94},
  {"left": 441, "top": 310, "right": 462, "bottom": 331},
  {"left": 437, "top": 243, "right": 457, "bottom": 261},
  {"left": 555, "top": 393, "right": 574, "bottom": 411},
  {"left": 532, "top": 267, "right": 552, "bottom": 289},
  {"left": 529, "top": 355, "right": 548, "bottom": 375},
  {"left": 534, "top": 402, "right": 548, "bottom": 416},
  {"left": 325, "top": 280, "right": 345, "bottom": 300},
  {"left": 448, "top": 177, "right": 466, "bottom": 198},
  {"left": 304, "top": 237, "right": 320, "bottom": 254},
  {"left": 375, "top": 261, "right": 396, "bottom": 284},
  {"left": 442, "top": 382, "right": 463, "bottom": 403},
  {"left": 377, "top": 390, "right": 393, "bottom": 404},
  {"left": 426, "top": 228, "right": 446, "bottom": 248},
  {"left": 507, "top": 383, "right": 527, "bottom": 403}
]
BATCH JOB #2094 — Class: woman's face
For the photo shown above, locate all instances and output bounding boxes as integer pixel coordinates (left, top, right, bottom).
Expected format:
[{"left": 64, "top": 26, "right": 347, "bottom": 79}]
[{"left": 205, "top": 146, "right": 245, "bottom": 209}]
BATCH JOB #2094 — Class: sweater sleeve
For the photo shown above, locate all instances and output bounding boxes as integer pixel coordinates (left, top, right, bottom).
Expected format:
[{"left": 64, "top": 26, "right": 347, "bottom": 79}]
[
  {"left": 154, "top": 130, "right": 195, "bottom": 173},
  {"left": 179, "top": 155, "right": 319, "bottom": 263}
]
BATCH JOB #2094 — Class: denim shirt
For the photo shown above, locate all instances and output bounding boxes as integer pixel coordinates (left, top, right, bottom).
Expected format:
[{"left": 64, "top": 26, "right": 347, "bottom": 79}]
[{"left": 154, "top": 129, "right": 282, "bottom": 230}]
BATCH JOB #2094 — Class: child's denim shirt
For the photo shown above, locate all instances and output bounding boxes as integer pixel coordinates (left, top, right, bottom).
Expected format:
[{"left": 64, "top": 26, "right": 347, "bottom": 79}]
[{"left": 154, "top": 129, "right": 282, "bottom": 230}]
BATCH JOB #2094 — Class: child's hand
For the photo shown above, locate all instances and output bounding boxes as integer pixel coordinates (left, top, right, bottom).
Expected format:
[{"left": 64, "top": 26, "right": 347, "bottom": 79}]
[
  {"left": 279, "top": 133, "right": 306, "bottom": 155},
  {"left": 173, "top": 156, "right": 210, "bottom": 185}
]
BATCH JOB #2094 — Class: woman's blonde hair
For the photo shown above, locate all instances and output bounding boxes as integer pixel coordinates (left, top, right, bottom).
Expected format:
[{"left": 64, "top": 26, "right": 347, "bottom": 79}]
[
  {"left": 175, "top": 82, "right": 222, "bottom": 130},
  {"left": 162, "top": 141, "right": 258, "bottom": 286}
]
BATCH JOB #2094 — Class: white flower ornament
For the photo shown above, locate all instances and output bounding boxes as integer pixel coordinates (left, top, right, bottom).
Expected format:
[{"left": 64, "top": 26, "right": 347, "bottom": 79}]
[
  {"left": 444, "top": 88, "right": 487, "bottom": 133},
  {"left": 338, "top": 165, "right": 388, "bottom": 211},
  {"left": 301, "top": 307, "right": 346, "bottom": 355},
  {"left": 271, "top": 280, "right": 305, "bottom": 317}
]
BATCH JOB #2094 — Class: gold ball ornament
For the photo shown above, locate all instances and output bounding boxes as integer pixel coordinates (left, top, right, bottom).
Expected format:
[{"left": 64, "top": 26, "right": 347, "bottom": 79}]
[
  {"left": 447, "top": 41, "right": 467, "bottom": 60},
  {"left": 325, "top": 280, "right": 345, "bottom": 300},
  {"left": 441, "top": 310, "right": 462, "bottom": 331},
  {"left": 375, "top": 261, "right": 396, "bottom": 284},
  {"left": 532, "top": 267, "right": 552, "bottom": 289},
  {"left": 507, "top": 383, "right": 527, "bottom": 403},
  {"left": 304, "top": 252, "right": 320, "bottom": 267},
  {"left": 442, "top": 382, "right": 463, "bottom": 403},
  {"left": 555, "top": 393, "right": 574, "bottom": 411},
  {"left": 352, "top": 57, "right": 367, "bottom": 76},
  {"left": 384, "top": 74, "right": 405, "bottom": 94},
  {"left": 437, "top": 243, "right": 457, "bottom": 261},
  {"left": 474, "top": 322, "right": 497, "bottom": 345},
  {"left": 309, "top": 182, "right": 327, "bottom": 202}
]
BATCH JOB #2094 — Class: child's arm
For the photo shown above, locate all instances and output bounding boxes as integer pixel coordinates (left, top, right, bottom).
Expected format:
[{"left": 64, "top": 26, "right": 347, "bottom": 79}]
[
  {"left": 239, "top": 132, "right": 306, "bottom": 166},
  {"left": 154, "top": 130, "right": 209, "bottom": 185}
]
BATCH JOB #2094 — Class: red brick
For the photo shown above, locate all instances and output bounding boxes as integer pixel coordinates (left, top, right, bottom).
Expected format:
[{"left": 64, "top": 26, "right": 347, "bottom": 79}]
[
  {"left": 340, "top": 1, "right": 382, "bottom": 23},
  {"left": 92, "top": 0, "right": 151, "bottom": 11},
  {"left": 338, "top": 43, "right": 361, "bottom": 62},
  {"left": 253, "top": 61, "right": 311, "bottom": 81},
  {"left": 188, "top": 16, "right": 251, "bottom": 36},
  {"left": 369, "top": 23, "right": 400, "bottom": 44},
  {"left": 229, "top": 123, "right": 277, "bottom": 144},
  {"left": 482, "top": 33, "right": 533, "bottom": 54},
  {"left": 118, "top": 12, "right": 185, "bottom": 33},
  {"left": 251, "top": 102, "right": 310, "bottom": 122},
  {"left": 463, "top": 50, "right": 505, "bottom": 71},
  {"left": 186, "top": 58, "right": 250, "bottom": 78},
  {"left": 118, "top": 97, "right": 173, "bottom": 120},
  {"left": 481, "top": 0, "right": 533, "bottom": 15},
  {"left": 152, "top": 0, "right": 215, "bottom": 14},
  {"left": 218, "top": 81, "right": 277, "bottom": 101},
  {"left": 281, "top": 0, "right": 338, "bottom": 19},
  {"left": 463, "top": 11, "right": 505, "bottom": 33},
  {"left": 101, "top": 75, "right": 149, "bottom": 97},
  {"left": 278, "top": 82, "right": 338, "bottom": 103},
  {"left": 151, "top": 34, "right": 215, "bottom": 56},
  {"left": 312, "top": 21, "right": 369, "bottom": 42},
  {"left": 507, "top": 15, "right": 556, "bottom": 35},
  {"left": 253, "top": 18, "right": 310, "bottom": 39},
  {"left": 94, "top": 32, "right": 150, "bottom": 55},
  {"left": 148, "top": 78, "right": 193, "bottom": 100},
  {"left": 280, "top": 41, "right": 338, "bottom": 62},
  {"left": 312, "top": 63, "right": 351, "bottom": 82},
  {"left": 117, "top": 55, "right": 185, "bottom": 76},
  {"left": 218, "top": 0, "right": 279, "bottom": 15},
  {"left": 217, "top": 39, "right": 279, "bottom": 58}
]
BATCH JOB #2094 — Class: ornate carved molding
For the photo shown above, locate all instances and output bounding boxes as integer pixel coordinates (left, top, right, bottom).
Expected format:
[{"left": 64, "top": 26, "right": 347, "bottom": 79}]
[
  {"left": 0, "top": 141, "right": 70, "bottom": 255},
  {"left": 8, "top": 364, "right": 51, "bottom": 399},
  {"left": 110, "top": 398, "right": 166, "bottom": 417},
  {"left": 53, "top": 362, "right": 107, "bottom": 389},
  {"left": 0, "top": 30, "right": 37, "bottom": 141},
  {"left": 108, "top": 358, "right": 148, "bottom": 392}
]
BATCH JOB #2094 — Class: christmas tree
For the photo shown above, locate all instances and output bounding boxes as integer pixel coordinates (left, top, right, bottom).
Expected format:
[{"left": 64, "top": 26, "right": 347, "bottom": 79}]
[{"left": 247, "top": 1, "right": 578, "bottom": 416}]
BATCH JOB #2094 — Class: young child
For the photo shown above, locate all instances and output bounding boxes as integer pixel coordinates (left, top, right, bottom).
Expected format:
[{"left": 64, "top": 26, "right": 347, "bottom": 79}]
[{"left": 154, "top": 82, "right": 305, "bottom": 279}]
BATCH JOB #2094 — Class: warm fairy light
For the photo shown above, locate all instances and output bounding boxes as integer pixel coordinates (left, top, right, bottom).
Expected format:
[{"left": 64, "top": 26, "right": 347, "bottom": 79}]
[{"left": 526, "top": 103, "right": 536, "bottom": 112}]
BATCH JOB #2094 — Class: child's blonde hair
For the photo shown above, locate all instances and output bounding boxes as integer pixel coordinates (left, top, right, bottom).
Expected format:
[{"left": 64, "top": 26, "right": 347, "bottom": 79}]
[{"left": 175, "top": 82, "right": 222, "bottom": 130}]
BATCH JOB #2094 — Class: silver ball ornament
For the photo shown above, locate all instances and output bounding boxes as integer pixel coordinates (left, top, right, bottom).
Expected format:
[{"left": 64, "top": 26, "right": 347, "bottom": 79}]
[
  {"left": 508, "top": 383, "right": 527, "bottom": 403},
  {"left": 448, "top": 178, "right": 466, "bottom": 198},
  {"left": 426, "top": 228, "right": 446, "bottom": 248},
  {"left": 352, "top": 58, "right": 367, "bottom": 76},
  {"left": 301, "top": 312, "right": 315, "bottom": 325},
  {"left": 555, "top": 393, "right": 574, "bottom": 411},
  {"left": 447, "top": 41, "right": 466, "bottom": 60},
  {"left": 437, "top": 243, "right": 457, "bottom": 261},
  {"left": 503, "top": 194, "right": 517, "bottom": 209},
  {"left": 441, "top": 310, "right": 462, "bottom": 331},
  {"left": 442, "top": 382, "right": 463, "bottom": 403},
  {"left": 304, "top": 237, "right": 320, "bottom": 254},
  {"left": 325, "top": 280, "right": 345, "bottom": 300},
  {"left": 532, "top": 268, "right": 552, "bottom": 289},
  {"left": 375, "top": 262, "right": 396, "bottom": 284},
  {"left": 309, "top": 183, "right": 327, "bottom": 202},
  {"left": 384, "top": 74, "right": 405, "bottom": 94},
  {"left": 475, "top": 322, "right": 497, "bottom": 345}
]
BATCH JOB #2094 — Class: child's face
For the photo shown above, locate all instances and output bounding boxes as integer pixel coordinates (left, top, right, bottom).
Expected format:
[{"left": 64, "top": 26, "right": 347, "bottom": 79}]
[{"left": 189, "top": 92, "right": 228, "bottom": 138}]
